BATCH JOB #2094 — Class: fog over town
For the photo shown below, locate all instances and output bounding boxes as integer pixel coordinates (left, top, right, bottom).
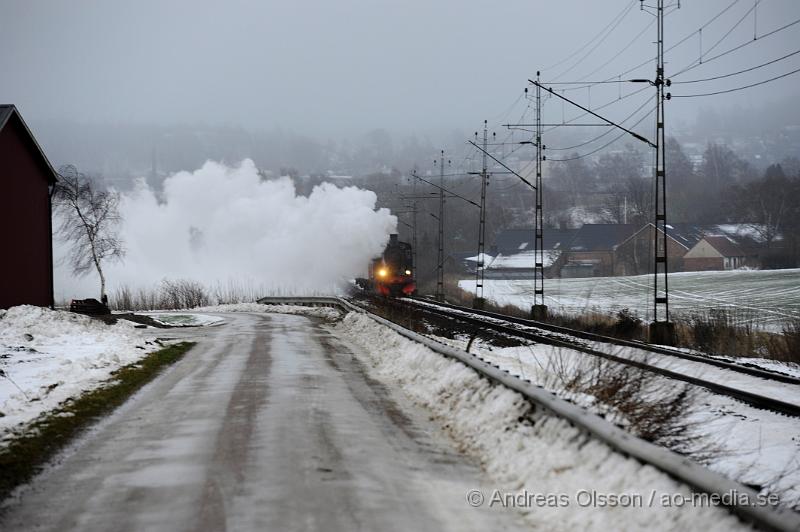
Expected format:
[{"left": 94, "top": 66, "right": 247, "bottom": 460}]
[
  {"left": 2, "top": 0, "right": 799, "bottom": 177},
  {"left": 4, "top": 0, "right": 800, "bottom": 301}
]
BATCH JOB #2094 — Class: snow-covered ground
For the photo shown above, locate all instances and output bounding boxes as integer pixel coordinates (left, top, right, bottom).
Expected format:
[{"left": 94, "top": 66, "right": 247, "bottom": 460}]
[
  {"left": 0, "top": 303, "right": 340, "bottom": 445},
  {"left": 331, "top": 312, "right": 753, "bottom": 531},
  {"left": 2, "top": 300, "right": 791, "bottom": 525},
  {"left": 426, "top": 333, "right": 800, "bottom": 511},
  {"left": 138, "top": 312, "right": 225, "bottom": 327},
  {"left": 0, "top": 306, "right": 162, "bottom": 443},
  {"left": 460, "top": 268, "right": 800, "bottom": 329},
  {"left": 194, "top": 302, "right": 341, "bottom": 320}
]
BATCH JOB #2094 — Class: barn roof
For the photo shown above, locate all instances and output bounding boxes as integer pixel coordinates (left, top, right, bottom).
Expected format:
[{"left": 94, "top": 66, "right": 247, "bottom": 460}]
[
  {"left": 0, "top": 104, "right": 58, "bottom": 184},
  {"left": 494, "top": 228, "right": 577, "bottom": 253},
  {"left": 616, "top": 222, "right": 708, "bottom": 250},
  {"left": 568, "top": 224, "right": 639, "bottom": 252},
  {"left": 702, "top": 235, "right": 746, "bottom": 257}
]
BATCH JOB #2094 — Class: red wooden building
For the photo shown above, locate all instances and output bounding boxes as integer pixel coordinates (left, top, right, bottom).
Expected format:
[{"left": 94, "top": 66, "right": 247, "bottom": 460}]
[{"left": 0, "top": 105, "right": 58, "bottom": 309}]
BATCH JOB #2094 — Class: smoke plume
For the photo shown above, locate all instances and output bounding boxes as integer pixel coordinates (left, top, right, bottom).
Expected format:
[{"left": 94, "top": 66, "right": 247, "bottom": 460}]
[{"left": 54, "top": 159, "right": 396, "bottom": 300}]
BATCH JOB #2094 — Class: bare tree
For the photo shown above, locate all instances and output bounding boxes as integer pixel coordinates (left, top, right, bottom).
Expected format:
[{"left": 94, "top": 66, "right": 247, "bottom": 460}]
[
  {"left": 53, "top": 165, "right": 125, "bottom": 301},
  {"left": 731, "top": 164, "right": 794, "bottom": 249},
  {"left": 623, "top": 176, "right": 653, "bottom": 227}
]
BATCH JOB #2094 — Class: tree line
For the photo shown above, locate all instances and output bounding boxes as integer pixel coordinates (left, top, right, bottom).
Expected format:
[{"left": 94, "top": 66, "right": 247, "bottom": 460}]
[{"left": 358, "top": 139, "right": 800, "bottom": 284}]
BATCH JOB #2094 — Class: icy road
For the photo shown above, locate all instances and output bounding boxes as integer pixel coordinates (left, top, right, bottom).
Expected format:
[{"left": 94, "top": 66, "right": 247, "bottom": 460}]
[{"left": 0, "top": 312, "right": 520, "bottom": 531}]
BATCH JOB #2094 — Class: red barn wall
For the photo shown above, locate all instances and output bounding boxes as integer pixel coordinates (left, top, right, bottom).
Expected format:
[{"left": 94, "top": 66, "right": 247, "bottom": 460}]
[{"left": 0, "top": 115, "right": 54, "bottom": 309}]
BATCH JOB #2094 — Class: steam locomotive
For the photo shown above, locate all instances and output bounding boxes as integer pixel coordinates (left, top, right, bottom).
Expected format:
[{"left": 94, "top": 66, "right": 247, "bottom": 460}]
[{"left": 360, "top": 234, "right": 416, "bottom": 297}]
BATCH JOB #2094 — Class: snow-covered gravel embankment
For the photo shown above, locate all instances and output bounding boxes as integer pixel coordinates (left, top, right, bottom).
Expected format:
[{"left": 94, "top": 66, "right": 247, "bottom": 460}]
[{"left": 332, "top": 311, "right": 752, "bottom": 532}]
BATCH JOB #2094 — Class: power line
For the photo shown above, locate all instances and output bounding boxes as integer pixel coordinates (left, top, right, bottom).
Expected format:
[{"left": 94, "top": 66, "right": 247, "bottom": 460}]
[
  {"left": 548, "top": 0, "right": 745, "bottom": 93},
  {"left": 410, "top": 171, "right": 480, "bottom": 208},
  {"left": 672, "top": 48, "right": 800, "bottom": 84},
  {"left": 537, "top": 5, "right": 796, "bottom": 138},
  {"left": 672, "top": 16, "right": 800, "bottom": 77},
  {"left": 540, "top": 0, "right": 638, "bottom": 73},
  {"left": 695, "top": 1, "right": 758, "bottom": 64},
  {"left": 541, "top": 85, "right": 651, "bottom": 134},
  {"left": 672, "top": 66, "right": 800, "bottom": 97},
  {"left": 550, "top": 1, "right": 639, "bottom": 82},
  {"left": 547, "top": 92, "right": 653, "bottom": 151},
  {"left": 572, "top": 18, "right": 656, "bottom": 84},
  {"left": 547, "top": 103, "right": 655, "bottom": 162},
  {"left": 468, "top": 140, "right": 536, "bottom": 190},
  {"left": 532, "top": 80, "right": 655, "bottom": 148}
]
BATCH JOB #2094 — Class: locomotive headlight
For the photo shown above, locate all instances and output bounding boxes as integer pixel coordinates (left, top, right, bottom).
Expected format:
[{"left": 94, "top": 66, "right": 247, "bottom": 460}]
[
  {"left": 405, "top": 269, "right": 411, "bottom": 275},
  {"left": 378, "top": 268, "right": 388, "bottom": 277}
]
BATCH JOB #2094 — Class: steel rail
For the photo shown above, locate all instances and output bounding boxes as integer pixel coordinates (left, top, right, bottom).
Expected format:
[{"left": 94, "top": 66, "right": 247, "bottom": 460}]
[
  {"left": 393, "top": 297, "right": 800, "bottom": 417},
  {"left": 408, "top": 297, "right": 800, "bottom": 386}
]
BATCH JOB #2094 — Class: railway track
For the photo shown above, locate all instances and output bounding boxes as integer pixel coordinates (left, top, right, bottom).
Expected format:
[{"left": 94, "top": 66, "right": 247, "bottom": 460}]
[
  {"left": 257, "top": 296, "right": 800, "bottom": 531},
  {"left": 409, "top": 297, "right": 800, "bottom": 385},
  {"left": 365, "top": 296, "right": 800, "bottom": 418}
]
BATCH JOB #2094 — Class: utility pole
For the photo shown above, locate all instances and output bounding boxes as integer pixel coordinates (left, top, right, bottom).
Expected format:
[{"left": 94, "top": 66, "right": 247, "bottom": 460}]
[
  {"left": 532, "top": 72, "right": 548, "bottom": 320},
  {"left": 394, "top": 200, "right": 418, "bottom": 280},
  {"left": 530, "top": 62, "right": 669, "bottom": 338},
  {"left": 408, "top": 169, "right": 480, "bottom": 302},
  {"left": 404, "top": 173, "right": 419, "bottom": 279},
  {"left": 644, "top": 0, "right": 674, "bottom": 344},
  {"left": 473, "top": 121, "right": 490, "bottom": 309},
  {"left": 504, "top": 81, "right": 547, "bottom": 319},
  {"left": 434, "top": 151, "right": 449, "bottom": 302},
  {"left": 411, "top": 195, "right": 418, "bottom": 279},
  {"left": 521, "top": 2, "right": 675, "bottom": 339}
]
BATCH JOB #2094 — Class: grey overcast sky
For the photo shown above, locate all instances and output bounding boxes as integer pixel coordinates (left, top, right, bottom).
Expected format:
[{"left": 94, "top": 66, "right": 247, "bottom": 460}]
[{"left": 2, "top": 0, "right": 799, "bottom": 136}]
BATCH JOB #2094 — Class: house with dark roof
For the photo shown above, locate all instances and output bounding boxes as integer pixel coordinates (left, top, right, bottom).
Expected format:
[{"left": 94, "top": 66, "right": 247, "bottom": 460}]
[
  {"left": 614, "top": 223, "right": 766, "bottom": 275},
  {"left": 683, "top": 235, "right": 758, "bottom": 271},
  {"left": 560, "top": 224, "right": 639, "bottom": 277},
  {"left": 0, "top": 105, "right": 58, "bottom": 309},
  {"left": 493, "top": 228, "right": 577, "bottom": 255},
  {"left": 477, "top": 227, "right": 577, "bottom": 279},
  {"left": 612, "top": 223, "right": 705, "bottom": 276}
]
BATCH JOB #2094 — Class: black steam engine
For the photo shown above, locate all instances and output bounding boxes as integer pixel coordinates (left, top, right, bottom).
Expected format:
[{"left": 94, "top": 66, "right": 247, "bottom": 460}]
[{"left": 358, "top": 234, "right": 416, "bottom": 297}]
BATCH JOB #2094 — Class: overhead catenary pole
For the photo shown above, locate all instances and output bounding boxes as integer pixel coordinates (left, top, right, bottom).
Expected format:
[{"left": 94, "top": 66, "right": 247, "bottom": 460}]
[
  {"left": 435, "top": 151, "right": 448, "bottom": 301},
  {"left": 506, "top": 82, "right": 547, "bottom": 319},
  {"left": 473, "top": 121, "right": 490, "bottom": 309},
  {"left": 520, "top": 1, "right": 674, "bottom": 341},
  {"left": 406, "top": 172, "right": 419, "bottom": 279},
  {"left": 469, "top": 111, "right": 540, "bottom": 314},
  {"left": 532, "top": 72, "right": 548, "bottom": 320},
  {"left": 411, "top": 192, "right": 418, "bottom": 279},
  {"left": 404, "top": 169, "right": 478, "bottom": 298},
  {"left": 644, "top": 0, "right": 674, "bottom": 344}
]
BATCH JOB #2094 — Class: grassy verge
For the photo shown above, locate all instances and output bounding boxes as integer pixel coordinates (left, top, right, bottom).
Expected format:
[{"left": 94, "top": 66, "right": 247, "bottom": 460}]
[{"left": 0, "top": 341, "right": 195, "bottom": 501}]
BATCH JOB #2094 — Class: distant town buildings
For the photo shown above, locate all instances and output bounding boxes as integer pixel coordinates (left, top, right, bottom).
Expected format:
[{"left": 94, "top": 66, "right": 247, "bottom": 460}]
[{"left": 460, "top": 222, "right": 783, "bottom": 280}]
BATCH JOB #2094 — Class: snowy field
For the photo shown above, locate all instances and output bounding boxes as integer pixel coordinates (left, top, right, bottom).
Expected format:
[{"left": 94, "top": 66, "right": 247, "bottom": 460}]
[
  {"left": 0, "top": 306, "right": 162, "bottom": 443},
  {"left": 460, "top": 268, "right": 800, "bottom": 329}
]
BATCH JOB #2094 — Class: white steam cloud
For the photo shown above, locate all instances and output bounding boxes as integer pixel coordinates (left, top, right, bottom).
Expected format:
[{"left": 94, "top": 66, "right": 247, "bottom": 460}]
[{"left": 54, "top": 159, "right": 396, "bottom": 300}]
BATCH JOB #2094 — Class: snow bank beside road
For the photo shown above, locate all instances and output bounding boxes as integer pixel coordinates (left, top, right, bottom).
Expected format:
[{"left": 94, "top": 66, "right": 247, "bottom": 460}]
[
  {"left": 195, "top": 302, "right": 341, "bottom": 320},
  {"left": 140, "top": 312, "right": 225, "bottom": 327},
  {"left": 332, "top": 312, "right": 750, "bottom": 531},
  {"left": 0, "top": 306, "right": 159, "bottom": 443}
]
